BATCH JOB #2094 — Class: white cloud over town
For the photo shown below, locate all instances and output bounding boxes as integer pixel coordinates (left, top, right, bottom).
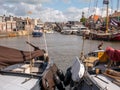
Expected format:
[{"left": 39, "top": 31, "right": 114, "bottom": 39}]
[{"left": 0, "top": 0, "right": 114, "bottom": 22}]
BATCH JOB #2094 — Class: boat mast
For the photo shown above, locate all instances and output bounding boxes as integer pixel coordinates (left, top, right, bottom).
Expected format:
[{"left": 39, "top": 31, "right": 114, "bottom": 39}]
[
  {"left": 27, "top": 11, "right": 33, "bottom": 73},
  {"left": 117, "top": 0, "right": 119, "bottom": 11},
  {"left": 103, "top": 0, "right": 109, "bottom": 33}
]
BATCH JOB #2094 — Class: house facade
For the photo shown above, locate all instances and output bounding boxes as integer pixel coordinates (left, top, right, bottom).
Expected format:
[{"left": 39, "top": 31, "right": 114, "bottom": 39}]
[{"left": 0, "top": 15, "right": 41, "bottom": 32}]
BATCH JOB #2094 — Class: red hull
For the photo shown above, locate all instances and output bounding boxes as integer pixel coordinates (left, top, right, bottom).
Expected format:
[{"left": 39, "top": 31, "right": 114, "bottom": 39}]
[{"left": 110, "top": 33, "right": 120, "bottom": 41}]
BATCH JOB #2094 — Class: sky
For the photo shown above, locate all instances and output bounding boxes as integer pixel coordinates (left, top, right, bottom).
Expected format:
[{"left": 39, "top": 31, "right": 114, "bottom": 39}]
[{"left": 0, "top": 0, "right": 119, "bottom": 22}]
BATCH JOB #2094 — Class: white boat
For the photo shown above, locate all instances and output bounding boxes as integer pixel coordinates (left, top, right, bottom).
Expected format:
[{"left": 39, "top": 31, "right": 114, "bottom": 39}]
[
  {"left": 32, "top": 26, "right": 43, "bottom": 37},
  {"left": 61, "top": 26, "right": 73, "bottom": 35},
  {"left": 61, "top": 26, "right": 80, "bottom": 35},
  {"left": 76, "top": 26, "right": 90, "bottom": 36},
  {"left": 0, "top": 45, "right": 65, "bottom": 90},
  {"left": 61, "top": 25, "right": 90, "bottom": 35}
]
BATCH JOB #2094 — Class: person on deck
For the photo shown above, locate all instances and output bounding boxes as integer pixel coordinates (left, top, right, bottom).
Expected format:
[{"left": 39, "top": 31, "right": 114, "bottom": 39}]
[{"left": 98, "top": 42, "right": 103, "bottom": 50}]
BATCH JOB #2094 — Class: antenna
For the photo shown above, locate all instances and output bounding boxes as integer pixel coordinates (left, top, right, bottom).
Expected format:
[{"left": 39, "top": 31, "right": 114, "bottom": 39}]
[{"left": 117, "top": 0, "right": 120, "bottom": 11}]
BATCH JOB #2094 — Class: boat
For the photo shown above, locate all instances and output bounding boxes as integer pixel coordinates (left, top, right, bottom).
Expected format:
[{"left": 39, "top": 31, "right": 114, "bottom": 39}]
[
  {"left": 0, "top": 44, "right": 65, "bottom": 90},
  {"left": 32, "top": 26, "right": 43, "bottom": 37},
  {"left": 60, "top": 26, "right": 73, "bottom": 35},
  {"left": 63, "top": 26, "right": 120, "bottom": 90},
  {"left": 88, "top": 0, "right": 120, "bottom": 41},
  {"left": 76, "top": 25, "right": 90, "bottom": 36},
  {"left": 89, "top": 30, "right": 120, "bottom": 41},
  {"left": 64, "top": 44, "right": 120, "bottom": 90},
  {"left": 79, "top": 46, "right": 120, "bottom": 90},
  {"left": 61, "top": 26, "right": 80, "bottom": 35},
  {"left": 44, "top": 26, "right": 54, "bottom": 33}
]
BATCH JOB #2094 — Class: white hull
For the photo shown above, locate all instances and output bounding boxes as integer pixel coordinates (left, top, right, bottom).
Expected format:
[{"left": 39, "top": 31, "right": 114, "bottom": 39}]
[
  {"left": 0, "top": 63, "right": 41, "bottom": 90},
  {"left": 0, "top": 74, "right": 40, "bottom": 90}
]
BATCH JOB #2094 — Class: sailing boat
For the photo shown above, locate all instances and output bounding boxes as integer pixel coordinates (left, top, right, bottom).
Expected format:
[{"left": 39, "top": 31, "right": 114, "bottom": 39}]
[
  {"left": 0, "top": 43, "right": 65, "bottom": 90},
  {"left": 89, "top": 0, "right": 120, "bottom": 41},
  {"left": 0, "top": 11, "right": 65, "bottom": 89},
  {"left": 70, "top": 46, "right": 120, "bottom": 90},
  {"left": 64, "top": 30, "right": 120, "bottom": 89},
  {"left": 64, "top": 45, "right": 120, "bottom": 90}
]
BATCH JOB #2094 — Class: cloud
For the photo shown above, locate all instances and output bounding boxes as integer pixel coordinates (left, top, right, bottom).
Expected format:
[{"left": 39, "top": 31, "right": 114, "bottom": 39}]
[
  {"left": 33, "top": 8, "right": 68, "bottom": 22},
  {"left": 0, "top": 0, "right": 114, "bottom": 22},
  {"left": 3, "top": 0, "right": 52, "bottom": 4}
]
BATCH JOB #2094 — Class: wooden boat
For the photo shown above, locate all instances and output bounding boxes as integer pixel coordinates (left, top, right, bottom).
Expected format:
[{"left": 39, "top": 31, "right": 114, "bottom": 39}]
[
  {"left": 75, "top": 68, "right": 120, "bottom": 90},
  {"left": 32, "top": 26, "right": 43, "bottom": 37},
  {"left": 79, "top": 46, "right": 120, "bottom": 90},
  {"left": 88, "top": 0, "right": 120, "bottom": 41},
  {"left": 89, "top": 31, "right": 120, "bottom": 41},
  {"left": 0, "top": 45, "right": 65, "bottom": 90},
  {"left": 64, "top": 46, "right": 120, "bottom": 90}
]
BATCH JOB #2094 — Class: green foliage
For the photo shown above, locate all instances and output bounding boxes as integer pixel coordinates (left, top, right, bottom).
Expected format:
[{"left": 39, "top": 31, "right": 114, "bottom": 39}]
[{"left": 80, "top": 17, "right": 86, "bottom": 25}]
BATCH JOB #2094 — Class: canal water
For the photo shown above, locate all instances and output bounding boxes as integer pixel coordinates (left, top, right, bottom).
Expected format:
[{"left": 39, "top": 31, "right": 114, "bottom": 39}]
[{"left": 0, "top": 32, "right": 119, "bottom": 72}]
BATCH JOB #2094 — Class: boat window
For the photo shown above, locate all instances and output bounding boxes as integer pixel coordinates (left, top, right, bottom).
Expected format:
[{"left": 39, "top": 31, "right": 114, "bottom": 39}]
[{"left": 34, "top": 26, "right": 41, "bottom": 30}]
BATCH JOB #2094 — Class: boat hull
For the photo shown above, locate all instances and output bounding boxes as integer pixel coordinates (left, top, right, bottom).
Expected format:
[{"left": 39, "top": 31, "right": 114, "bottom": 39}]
[
  {"left": 89, "top": 32, "right": 120, "bottom": 41},
  {"left": 110, "top": 33, "right": 120, "bottom": 41},
  {"left": 32, "top": 32, "right": 43, "bottom": 37}
]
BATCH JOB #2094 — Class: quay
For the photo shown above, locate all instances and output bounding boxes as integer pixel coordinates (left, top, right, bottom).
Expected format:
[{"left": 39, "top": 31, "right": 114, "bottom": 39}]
[{"left": 0, "top": 30, "right": 32, "bottom": 38}]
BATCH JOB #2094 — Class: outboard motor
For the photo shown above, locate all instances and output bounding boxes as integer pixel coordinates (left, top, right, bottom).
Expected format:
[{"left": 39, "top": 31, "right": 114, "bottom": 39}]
[
  {"left": 63, "top": 67, "right": 72, "bottom": 86},
  {"left": 57, "top": 69, "right": 65, "bottom": 81},
  {"left": 53, "top": 74, "right": 65, "bottom": 90}
]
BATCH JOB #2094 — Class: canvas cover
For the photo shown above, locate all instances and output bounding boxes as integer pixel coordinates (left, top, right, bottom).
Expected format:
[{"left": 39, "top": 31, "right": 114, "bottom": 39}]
[
  {"left": 105, "top": 46, "right": 120, "bottom": 61},
  {"left": 0, "top": 45, "right": 44, "bottom": 67}
]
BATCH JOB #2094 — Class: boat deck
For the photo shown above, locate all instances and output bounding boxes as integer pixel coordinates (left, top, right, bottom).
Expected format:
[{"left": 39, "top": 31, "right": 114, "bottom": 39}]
[
  {"left": 0, "top": 62, "right": 44, "bottom": 90},
  {"left": 90, "top": 74, "right": 120, "bottom": 90}
]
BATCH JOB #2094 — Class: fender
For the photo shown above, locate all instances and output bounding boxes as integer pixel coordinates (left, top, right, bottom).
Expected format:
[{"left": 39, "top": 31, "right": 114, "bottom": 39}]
[
  {"left": 57, "top": 69, "right": 65, "bottom": 81},
  {"left": 53, "top": 74, "right": 65, "bottom": 90},
  {"left": 41, "top": 78, "right": 49, "bottom": 90}
]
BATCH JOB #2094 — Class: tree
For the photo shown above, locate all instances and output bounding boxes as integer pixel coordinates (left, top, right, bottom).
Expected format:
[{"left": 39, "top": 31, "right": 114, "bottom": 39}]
[
  {"left": 80, "top": 17, "right": 86, "bottom": 25},
  {"left": 80, "top": 12, "right": 86, "bottom": 25}
]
